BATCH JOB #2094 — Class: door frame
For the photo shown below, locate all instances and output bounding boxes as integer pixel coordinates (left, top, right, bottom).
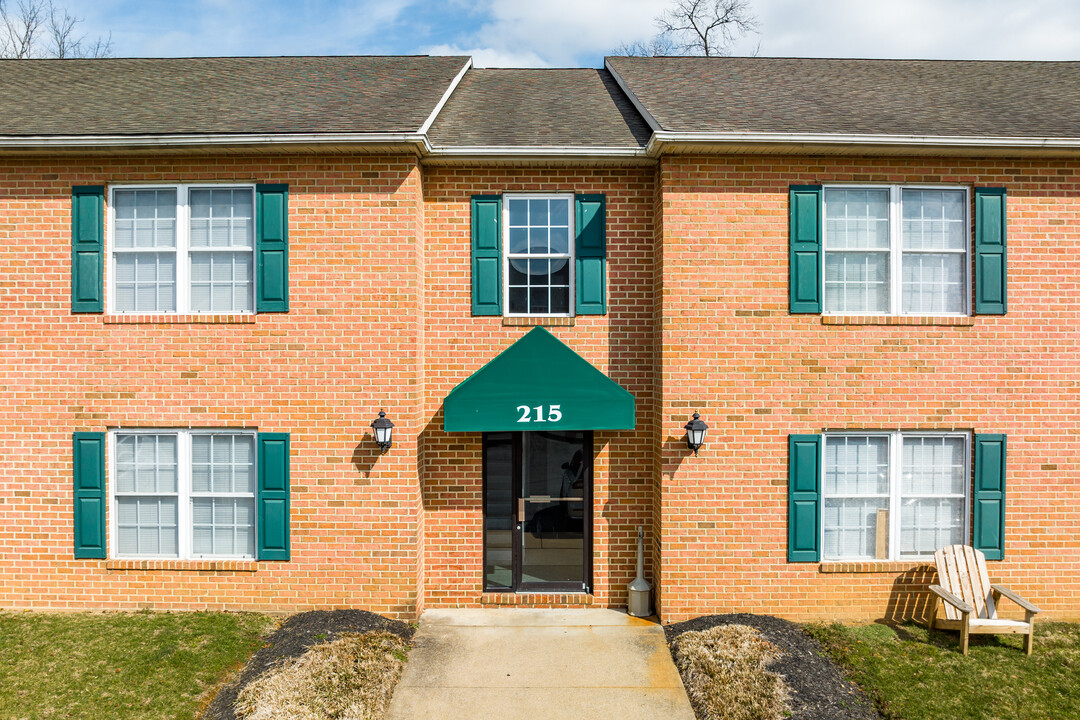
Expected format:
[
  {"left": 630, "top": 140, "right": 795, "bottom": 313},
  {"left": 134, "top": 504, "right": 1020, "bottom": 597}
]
[{"left": 482, "top": 430, "right": 593, "bottom": 594}]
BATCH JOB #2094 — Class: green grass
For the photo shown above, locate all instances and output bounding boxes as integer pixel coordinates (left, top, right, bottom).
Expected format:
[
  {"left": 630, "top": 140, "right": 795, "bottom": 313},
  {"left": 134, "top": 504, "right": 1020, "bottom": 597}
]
[
  {"left": 805, "top": 620, "right": 1080, "bottom": 720},
  {"left": 0, "top": 611, "right": 277, "bottom": 720}
]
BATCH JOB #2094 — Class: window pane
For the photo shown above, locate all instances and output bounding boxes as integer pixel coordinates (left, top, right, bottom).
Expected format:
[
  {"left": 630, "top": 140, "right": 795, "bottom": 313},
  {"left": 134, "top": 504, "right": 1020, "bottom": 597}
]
[
  {"left": 508, "top": 227, "right": 528, "bottom": 254},
  {"left": 509, "top": 286, "right": 527, "bottom": 314},
  {"left": 192, "top": 435, "right": 255, "bottom": 493},
  {"left": 529, "top": 199, "right": 548, "bottom": 225},
  {"left": 825, "top": 436, "right": 889, "bottom": 495},
  {"left": 902, "top": 436, "right": 966, "bottom": 494},
  {"left": 824, "top": 252, "right": 889, "bottom": 313},
  {"left": 117, "top": 434, "right": 177, "bottom": 493},
  {"left": 192, "top": 498, "right": 255, "bottom": 557},
  {"left": 900, "top": 497, "right": 964, "bottom": 557},
  {"left": 902, "top": 189, "right": 966, "bottom": 250},
  {"left": 113, "top": 252, "right": 176, "bottom": 313},
  {"left": 117, "top": 497, "right": 178, "bottom": 557},
  {"left": 190, "top": 252, "right": 253, "bottom": 313},
  {"left": 824, "top": 498, "right": 888, "bottom": 560},
  {"left": 113, "top": 189, "right": 176, "bottom": 249},
  {"left": 824, "top": 189, "right": 890, "bottom": 249},
  {"left": 550, "top": 287, "right": 570, "bottom": 314},
  {"left": 508, "top": 199, "right": 528, "bottom": 226},
  {"left": 549, "top": 226, "right": 569, "bottom": 254},
  {"left": 189, "top": 189, "right": 254, "bottom": 249},
  {"left": 549, "top": 198, "right": 568, "bottom": 225},
  {"left": 901, "top": 253, "right": 964, "bottom": 314}
]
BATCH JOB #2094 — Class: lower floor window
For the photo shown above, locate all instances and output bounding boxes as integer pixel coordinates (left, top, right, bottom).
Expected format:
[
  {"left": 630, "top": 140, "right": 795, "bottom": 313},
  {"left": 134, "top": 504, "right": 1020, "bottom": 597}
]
[
  {"left": 822, "top": 432, "right": 969, "bottom": 561},
  {"left": 112, "top": 430, "right": 255, "bottom": 559}
]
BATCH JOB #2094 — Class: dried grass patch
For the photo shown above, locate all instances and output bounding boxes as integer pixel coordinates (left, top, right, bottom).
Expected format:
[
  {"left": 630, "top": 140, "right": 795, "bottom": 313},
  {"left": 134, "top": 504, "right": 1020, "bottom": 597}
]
[
  {"left": 234, "top": 630, "right": 408, "bottom": 720},
  {"left": 672, "top": 624, "right": 792, "bottom": 720}
]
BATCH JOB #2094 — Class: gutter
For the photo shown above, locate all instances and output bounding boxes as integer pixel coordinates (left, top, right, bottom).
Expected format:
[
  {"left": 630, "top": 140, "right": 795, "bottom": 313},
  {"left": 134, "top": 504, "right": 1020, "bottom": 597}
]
[
  {"left": 424, "top": 145, "right": 649, "bottom": 158},
  {"left": 646, "top": 131, "right": 1080, "bottom": 153},
  {"left": 0, "top": 132, "right": 431, "bottom": 149}
]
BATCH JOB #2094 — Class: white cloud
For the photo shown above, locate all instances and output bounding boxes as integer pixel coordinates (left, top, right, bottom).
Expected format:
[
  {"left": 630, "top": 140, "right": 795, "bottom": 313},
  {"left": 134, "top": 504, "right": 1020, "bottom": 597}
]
[
  {"left": 450, "top": 0, "right": 670, "bottom": 66},
  {"left": 423, "top": 43, "right": 550, "bottom": 68},
  {"left": 754, "top": 0, "right": 1080, "bottom": 60}
]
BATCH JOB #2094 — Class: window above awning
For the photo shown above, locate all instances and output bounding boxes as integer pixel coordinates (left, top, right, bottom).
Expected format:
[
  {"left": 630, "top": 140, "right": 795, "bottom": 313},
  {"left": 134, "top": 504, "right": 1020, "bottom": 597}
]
[{"left": 443, "top": 327, "right": 635, "bottom": 432}]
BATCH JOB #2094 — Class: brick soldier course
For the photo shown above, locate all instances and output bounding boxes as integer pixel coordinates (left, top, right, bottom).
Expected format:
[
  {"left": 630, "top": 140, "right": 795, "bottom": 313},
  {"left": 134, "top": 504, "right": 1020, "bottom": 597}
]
[{"left": 0, "top": 56, "right": 1077, "bottom": 623}]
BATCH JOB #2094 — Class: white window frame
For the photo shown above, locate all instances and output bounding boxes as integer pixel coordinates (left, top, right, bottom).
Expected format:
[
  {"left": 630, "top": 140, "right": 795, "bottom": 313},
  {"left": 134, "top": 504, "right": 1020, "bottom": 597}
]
[
  {"left": 107, "top": 183, "right": 257, "bottom": 315},
  {"left": 821, "top": 184, "right": 971, "bottom": 317},
  {"left": 821, "top": 430, "right": 971, "bottom": 562},
  {"left": 108, "top": 429, "right": 258, "bottom": 560},
  {"left": 502, "top": 193, "right": 576, "bottom": 318}
]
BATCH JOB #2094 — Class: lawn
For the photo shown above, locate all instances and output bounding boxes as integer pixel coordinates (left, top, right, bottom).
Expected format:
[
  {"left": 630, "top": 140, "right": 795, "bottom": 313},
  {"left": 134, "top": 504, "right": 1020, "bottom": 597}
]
[
  {"left": 0, "top": 611, "right": 277, "bottom": 720},
  {"left": 805, "top": 620, "right": 1080, "bottom": 720}
]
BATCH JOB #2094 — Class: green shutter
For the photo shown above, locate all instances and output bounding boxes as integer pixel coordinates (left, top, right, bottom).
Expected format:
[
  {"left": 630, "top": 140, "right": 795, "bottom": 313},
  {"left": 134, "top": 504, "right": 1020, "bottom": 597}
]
[
  {"left": 789, "top": 185, "right": 822, "bottom": 314},
  {"left": 257, "top": 433, "right": 290, "bottom": 561},
  {"left": 471, "top": 195, "right": 502, "bottom": 315},
  {"left": 973, "top": 434, "right": 1006, "bottom": 560},
  {"left": 256, "top": 184, "right": 289, "bottom": 312},
  {"left": 71, "top": 186, "right": 105, "bottom": 313},
  {"left": 575, "top": 194, "right": 606, "bottom": 315},
  {"left": 73, "top": 432, "right": 106, "bottom": 559},
  {"left": 788, "top": 434, "right": 822, "bottom": 562},
  {"left": 975, "top": 188, "right": 1007, "bottom": 315}
]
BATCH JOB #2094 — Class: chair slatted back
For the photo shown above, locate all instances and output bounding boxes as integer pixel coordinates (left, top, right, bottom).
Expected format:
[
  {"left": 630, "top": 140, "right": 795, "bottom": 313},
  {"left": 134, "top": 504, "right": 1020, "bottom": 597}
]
[{"left": 934, "top": 545, "right": 997, "bottom": 621}]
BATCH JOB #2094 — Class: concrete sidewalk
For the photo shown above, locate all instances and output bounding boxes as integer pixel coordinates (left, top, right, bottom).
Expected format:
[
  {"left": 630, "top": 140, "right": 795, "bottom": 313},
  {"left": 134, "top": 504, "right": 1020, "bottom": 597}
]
[{"left": 386, "top": 608, "right": 695, "bottom": 720}]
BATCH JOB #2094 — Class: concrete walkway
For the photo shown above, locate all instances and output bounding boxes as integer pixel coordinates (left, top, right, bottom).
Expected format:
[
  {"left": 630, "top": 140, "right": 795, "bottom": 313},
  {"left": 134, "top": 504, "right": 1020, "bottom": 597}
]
[{"left": 386, "top": 608, "right": 695, "bottom": 720}]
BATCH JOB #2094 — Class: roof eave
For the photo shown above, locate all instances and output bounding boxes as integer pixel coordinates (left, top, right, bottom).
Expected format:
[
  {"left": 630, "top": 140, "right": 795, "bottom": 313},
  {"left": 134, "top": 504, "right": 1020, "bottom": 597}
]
[
  {"left": 648, "top": 131, "right": 1080, "bottom": 155},
  {"left": 0, "top": 132, "right": 431, "bottom": 151}
]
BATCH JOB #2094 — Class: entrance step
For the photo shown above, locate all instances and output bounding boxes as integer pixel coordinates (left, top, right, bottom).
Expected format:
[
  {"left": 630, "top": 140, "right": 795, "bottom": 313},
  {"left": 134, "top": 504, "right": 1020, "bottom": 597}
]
[{"left": 387, "top": 609, "right": 695, "bottom": 720}]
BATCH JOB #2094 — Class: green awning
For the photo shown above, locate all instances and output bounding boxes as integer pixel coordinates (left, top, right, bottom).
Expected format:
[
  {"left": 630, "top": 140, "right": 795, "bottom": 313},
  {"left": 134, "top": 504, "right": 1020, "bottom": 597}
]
[{"left": 443, "top": 327, "right": 635, "bottom": 432}]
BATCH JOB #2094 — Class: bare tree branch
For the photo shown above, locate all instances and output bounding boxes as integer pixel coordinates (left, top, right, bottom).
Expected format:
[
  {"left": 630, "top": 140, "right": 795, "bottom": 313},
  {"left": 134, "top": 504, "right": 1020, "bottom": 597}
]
[
  {"left": 1, "top": 0, "right": 46, "bottom": 58},
  {"left": 613, "top": 0, "right": 759, "bottom": 58},
  {"left": 1, "top": 0, "right": 112, "bottom": 58}
]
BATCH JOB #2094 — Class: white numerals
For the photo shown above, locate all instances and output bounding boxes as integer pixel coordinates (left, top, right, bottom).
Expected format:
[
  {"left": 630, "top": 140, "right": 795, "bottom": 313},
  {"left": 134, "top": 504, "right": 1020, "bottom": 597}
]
[{"left": 515, "top": 404, "right": 562, "bottom": 423}]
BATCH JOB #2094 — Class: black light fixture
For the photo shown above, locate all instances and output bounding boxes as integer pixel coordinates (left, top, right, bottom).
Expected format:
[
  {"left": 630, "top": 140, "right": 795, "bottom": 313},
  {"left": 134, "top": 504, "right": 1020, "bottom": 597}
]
[
  {"left": 684, "top": 412, "right": 708, "bottom": 455},
  {"left": 371, "top": 411, "right": 394, "bottom": 453}
]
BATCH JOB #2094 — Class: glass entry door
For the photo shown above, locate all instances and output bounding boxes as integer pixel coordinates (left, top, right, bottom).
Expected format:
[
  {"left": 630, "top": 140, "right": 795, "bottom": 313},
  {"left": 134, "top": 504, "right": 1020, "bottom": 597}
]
[{"left": 483, "top": 431, "right": 591, "bottom": 593}]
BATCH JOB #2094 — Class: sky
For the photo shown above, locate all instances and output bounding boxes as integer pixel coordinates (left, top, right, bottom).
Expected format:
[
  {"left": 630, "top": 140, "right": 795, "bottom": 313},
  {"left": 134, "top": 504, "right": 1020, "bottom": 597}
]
[{"left": 71, "top": 0, "right": 1080, "bottom": 67}]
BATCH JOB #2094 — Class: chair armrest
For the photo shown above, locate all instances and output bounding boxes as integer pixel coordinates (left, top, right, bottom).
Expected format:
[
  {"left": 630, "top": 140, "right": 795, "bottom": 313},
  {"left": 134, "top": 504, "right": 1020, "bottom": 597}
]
[
  {"left": 991, "top": 585, "right": 1041, "bottom": 614},
  {"left": 929, "top": 584, "right": 974, "bottom": 614}
]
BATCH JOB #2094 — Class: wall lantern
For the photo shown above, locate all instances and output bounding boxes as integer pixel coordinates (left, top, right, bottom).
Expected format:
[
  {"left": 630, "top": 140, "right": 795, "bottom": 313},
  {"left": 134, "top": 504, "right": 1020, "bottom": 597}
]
[
  {"left": 684, "top": 412, "right": 708, "bottom": 455},
  {"left": 371, "top": 411, "right": 394, "bottom": 453}
]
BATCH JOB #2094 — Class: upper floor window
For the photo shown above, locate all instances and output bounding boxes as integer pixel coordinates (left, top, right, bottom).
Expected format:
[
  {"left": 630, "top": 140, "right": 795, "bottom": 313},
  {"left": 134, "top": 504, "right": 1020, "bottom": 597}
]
[
  {"left": 823, "top": 186, "right": 969, "bottom": 315},
  {"left": 109, "top": 185, "right": 255, "bottom": 314},
  {"left": 503, "top": 194, "right": 574, "bottom": 317}
]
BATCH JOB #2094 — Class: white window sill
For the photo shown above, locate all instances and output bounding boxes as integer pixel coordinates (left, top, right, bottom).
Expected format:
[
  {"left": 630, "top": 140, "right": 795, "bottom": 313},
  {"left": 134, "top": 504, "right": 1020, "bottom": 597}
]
[
  {"left": 105, "top": 558, "right": 259, "bottom": 572},
  {"left": 819, "top": 560, "right": 933, "bottom": 574},
  {"left": 103, "top": 314, "right": 257, "bottom": 325},
  {"left": 821, "top": 315, "right": 975, "bottom": 327},
  {"left": 502, "top": 316, "right": 576, "bottom": 327}
]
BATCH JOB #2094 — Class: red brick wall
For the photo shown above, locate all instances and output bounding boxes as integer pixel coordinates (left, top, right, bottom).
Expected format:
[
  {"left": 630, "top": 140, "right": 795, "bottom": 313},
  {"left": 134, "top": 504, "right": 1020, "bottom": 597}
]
[
  {"left": 654, "top": 154, "right": 1080, "bottom": 623},
  {"left": 0, "top": 154, "right": 426, "bottom": 617},
  {"left": 419, "top": 164, "right": 657, "bottom": 610},
  {"left": 1, "top": 151, "right": 1077, "bottom": 624}
]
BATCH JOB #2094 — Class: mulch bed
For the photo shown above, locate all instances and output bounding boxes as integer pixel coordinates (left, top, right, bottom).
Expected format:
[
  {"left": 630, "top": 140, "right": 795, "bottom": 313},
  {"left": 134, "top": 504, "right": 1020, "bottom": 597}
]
[
  {"left": 664, "top": 614, "right": 880, "bottom": 720},
  {"left": 201, "top": 609, "right": 414, "bottom": 720}
]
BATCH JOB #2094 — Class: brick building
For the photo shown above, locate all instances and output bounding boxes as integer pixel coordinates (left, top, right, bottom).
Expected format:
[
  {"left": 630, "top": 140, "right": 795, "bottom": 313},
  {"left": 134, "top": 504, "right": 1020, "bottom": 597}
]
[{"left": 1, "top": 56, "right": 1077, "bottom": 623}]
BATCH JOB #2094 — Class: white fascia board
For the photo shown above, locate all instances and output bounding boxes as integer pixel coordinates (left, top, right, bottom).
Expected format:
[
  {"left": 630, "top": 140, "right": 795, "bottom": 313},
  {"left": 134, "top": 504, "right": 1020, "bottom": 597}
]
[
  {"left": 648, "top": 131, "right": 1080, "bottom": 151},
  {"left": 603, "top": 58, "right": 662, "bottom": 133},
  {"left": 0, "top": 132, "right": 430, "bottom": 149},
  {"left": 426, "top": 145, "right": 649, "bottom": 158},
  {"left": 418, "top": 57, "right": 473, "bottom": 136}
]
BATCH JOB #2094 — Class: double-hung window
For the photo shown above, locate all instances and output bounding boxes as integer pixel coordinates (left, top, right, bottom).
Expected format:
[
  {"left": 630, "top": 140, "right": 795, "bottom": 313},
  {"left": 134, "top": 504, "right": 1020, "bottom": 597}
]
[
  {"left": 823, "top": 186, "right": 969, "bottom": 315},
  {"left": 109, "top": 185, "right": 255, "bottom": 314},
  {"left": 822, "top": 432, "right": 969, "bottom": 561},
  {"left": 111, "top": 430, "right": 256, "bottom": 559},
  {"left": 504, "top": 194, "right": 574, "bottom": 317}
]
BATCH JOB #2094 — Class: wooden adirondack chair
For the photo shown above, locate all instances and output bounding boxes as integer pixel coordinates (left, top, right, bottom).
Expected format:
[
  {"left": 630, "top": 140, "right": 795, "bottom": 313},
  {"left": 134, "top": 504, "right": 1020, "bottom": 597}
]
[{"left": 928, "top": 545, "right": 1041, "bottom": 655}]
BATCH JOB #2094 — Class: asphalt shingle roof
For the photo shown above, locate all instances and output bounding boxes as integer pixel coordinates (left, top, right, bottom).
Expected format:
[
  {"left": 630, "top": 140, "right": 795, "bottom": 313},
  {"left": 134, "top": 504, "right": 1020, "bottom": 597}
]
[
  {"left": 606, "top": 57, "right": 1080, "bottom": 138},
  {"left": 427, "top": 69, "right": 651, "bottom": 148},
  {"left": 0, "top": 56, "right": 470, "bottom": 136}
]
